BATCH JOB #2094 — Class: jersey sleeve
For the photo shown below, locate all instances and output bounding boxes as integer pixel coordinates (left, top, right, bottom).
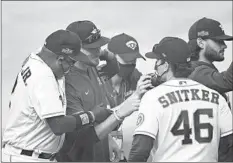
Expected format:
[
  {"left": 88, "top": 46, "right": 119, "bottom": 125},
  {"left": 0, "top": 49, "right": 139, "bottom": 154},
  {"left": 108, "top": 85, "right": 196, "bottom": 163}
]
[
  {"left": 218, "top": 96, "right": 233, "bottom": 137},
  {"left": 134, "top": 91, "right": 161, "bottom": 139},
  {"left": 30, "top": 76, "right": 65, "bottom": 119},
  {"left": 189, "top": 64, "right": 233, "bottom": 93}
]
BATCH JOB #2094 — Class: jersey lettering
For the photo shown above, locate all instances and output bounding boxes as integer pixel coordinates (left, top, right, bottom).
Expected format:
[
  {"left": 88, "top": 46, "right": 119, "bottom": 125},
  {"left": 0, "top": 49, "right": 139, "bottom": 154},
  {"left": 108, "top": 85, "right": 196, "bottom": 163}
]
[
  {"left": 21, "top": 67, "right": 32, "bottom": 85},
  {"left": 158, "top": 89, "right": 220, "bottom": 108},
  {"left": 171, "top": 108, "right": 213, "bottom": 145}
]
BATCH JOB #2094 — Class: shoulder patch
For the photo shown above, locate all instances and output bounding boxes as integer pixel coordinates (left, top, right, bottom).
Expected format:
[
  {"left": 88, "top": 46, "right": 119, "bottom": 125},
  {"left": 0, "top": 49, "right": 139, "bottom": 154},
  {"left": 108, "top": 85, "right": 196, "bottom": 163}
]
[{"left": 136, "top": 113, "right": 144, "bottom": 127}]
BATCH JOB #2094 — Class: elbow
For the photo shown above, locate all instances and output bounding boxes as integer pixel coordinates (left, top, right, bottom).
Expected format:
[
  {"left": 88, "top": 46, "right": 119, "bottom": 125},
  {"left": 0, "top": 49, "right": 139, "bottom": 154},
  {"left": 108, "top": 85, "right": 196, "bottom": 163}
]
[
  {"left": 46, "top": 117, "right": 65, "bottom": 136},
  {"left": 50, "top": 126, "right": 64, "bottom": 136},
  {"left": 53, "top": 130, "right": 63, "bottom": 136}
]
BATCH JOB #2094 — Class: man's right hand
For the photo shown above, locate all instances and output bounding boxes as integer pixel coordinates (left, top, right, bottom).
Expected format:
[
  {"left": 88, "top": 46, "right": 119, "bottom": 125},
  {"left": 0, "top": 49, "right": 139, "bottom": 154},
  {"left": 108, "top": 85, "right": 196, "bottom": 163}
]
[
  {"left": 116, "top": 94, "right": 140, "bottom": 119},
  {"left": 92, "top": 103, "right": 112, "bottom": 123},
  {"left": 134, "top": 74, "right": 154, "bottom": 99}
]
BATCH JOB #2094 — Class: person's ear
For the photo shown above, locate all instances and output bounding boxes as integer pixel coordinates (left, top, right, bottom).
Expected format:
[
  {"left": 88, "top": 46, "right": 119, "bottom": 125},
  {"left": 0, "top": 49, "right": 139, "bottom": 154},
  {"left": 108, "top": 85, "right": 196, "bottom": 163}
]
[
  {"left": 196, "top": 38, "right": 205, "bottom": 49},
  {"left": 57, "top": 55, "right": 64, "bottom": 64},
  {"left": 164, "top": 61, "right": 170, "bottom": 71}
]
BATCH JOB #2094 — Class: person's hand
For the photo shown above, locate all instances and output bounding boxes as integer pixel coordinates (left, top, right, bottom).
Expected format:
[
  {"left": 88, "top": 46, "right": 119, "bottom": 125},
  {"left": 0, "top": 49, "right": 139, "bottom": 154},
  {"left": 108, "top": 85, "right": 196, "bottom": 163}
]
[
  {"left": 116, "top": 94, "right": 140, "bottom": 119},
  {"left": 92, "top": 103, "right": 112, "bottom": 123},
  {"left": 109, "top": 135, "right": 121, "bottom": 162},
  {"left": 134, "top": 74, "right": 154, "bottom": 98},
  {"left": 99, "top": 48, "right": 115, "bottom": 60}
]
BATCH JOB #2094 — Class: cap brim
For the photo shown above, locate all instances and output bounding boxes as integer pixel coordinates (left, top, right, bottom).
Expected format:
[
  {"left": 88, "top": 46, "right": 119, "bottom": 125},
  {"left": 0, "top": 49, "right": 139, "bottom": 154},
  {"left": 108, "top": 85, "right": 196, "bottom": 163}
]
[
  {"left": 118, "top": 52, "right": 146, "bottom": 62},
  {"left": 145, "top": 52, "right": 157, "bottom": 59},
  {"left": 212, "top": 34, "right": 233, "bottom": 41},
  {"left": 83, "top": 36, "right": 110, "bottom": 49},
  {"left": 145, "top": 51, "right": 164, "bottom": 60},
  {"left": 71, "top": 51, "right": 90, "bottom": 63}
]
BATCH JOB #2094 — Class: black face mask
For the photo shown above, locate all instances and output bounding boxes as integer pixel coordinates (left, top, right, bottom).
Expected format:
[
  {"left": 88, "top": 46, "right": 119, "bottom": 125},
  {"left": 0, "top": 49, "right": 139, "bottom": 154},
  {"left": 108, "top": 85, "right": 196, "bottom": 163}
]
[
  {"left": 151, "top": 60, "right": 168, "bottom": 87},
  {"left": 151, "top": 73, "right": 164, "bottom": 87},
  {"left": 118, "top": 63, "right": 136, "bottom": 80}
]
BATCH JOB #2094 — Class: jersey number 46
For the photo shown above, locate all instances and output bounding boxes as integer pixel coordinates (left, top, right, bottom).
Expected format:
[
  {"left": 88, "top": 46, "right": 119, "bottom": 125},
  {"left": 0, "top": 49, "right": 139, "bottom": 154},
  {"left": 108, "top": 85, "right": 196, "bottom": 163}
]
[{"left": 171, "top": 109, "right": 213, "bottom": 145}]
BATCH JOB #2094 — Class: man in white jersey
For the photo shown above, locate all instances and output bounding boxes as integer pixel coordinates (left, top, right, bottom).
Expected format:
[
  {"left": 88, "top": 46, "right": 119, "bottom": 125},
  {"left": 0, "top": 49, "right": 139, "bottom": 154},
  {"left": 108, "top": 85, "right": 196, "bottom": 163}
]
[
  {"left": 128, "top": 37, "right": 233, "bottom": 162},
  {"left": 2, "top": 29, "right": 140, "bottom": 162}
]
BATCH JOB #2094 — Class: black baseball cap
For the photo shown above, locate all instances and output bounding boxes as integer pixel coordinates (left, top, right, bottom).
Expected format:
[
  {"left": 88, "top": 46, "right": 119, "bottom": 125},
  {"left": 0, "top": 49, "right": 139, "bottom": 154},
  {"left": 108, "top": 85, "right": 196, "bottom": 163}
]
[
  {"left": 145, "top": 44, "right": 159, "bottom": 59},
  {"left": 189, "top": 17, "right": 233, "bottom": 41},
  {"left": 44, "top": 29, "right": 89, "bottom": 62},
  {"left": 66, "top": 20, "right": 110, "bottom": 49},
  {"left": 148, "top": 37, "right": 191, "bottom": 64},
  {"left": 107, "top": 33, "right": 146, "bottom": 62}
]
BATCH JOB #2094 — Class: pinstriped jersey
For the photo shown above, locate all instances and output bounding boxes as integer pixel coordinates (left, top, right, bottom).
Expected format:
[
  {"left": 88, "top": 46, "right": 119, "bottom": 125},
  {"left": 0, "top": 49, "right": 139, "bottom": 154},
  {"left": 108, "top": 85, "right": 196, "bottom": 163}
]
[{"left": 3, "top": 52, "right": 66, "bottom": 153}]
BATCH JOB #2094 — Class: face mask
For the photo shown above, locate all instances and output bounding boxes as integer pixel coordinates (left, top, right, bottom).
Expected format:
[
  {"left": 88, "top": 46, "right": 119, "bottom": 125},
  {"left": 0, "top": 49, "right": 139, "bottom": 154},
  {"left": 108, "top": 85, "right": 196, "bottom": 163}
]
[
  {"left": 151, "top": 61, "right": 168, "bottom": 87},
  {"left": 118, "top": 63, "right": 136, "bottom": 80},
  {"left": 151, "top": 71, "right": 165, "bottom": 87}
]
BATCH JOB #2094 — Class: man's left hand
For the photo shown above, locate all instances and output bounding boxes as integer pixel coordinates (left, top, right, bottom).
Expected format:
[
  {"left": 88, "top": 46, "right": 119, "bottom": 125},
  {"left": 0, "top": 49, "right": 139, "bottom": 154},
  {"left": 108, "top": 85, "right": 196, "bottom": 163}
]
[{"left": 109, "top": 135, "right": 121, "bottom": 162}]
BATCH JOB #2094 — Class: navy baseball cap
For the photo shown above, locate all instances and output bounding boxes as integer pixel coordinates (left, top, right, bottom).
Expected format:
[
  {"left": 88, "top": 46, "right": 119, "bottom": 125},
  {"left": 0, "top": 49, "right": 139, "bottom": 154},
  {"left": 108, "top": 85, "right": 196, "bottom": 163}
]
[
  {"left": 189, "top": 17, "right": 233, "bottom": 41},
  {"left": 66, "top": 20, "right": 110, "bottom": 49},
  {"left": 44, "top": 29, "right": 89, "bottom": 62},
  {"left": 107, "top": 33, "right": 146, "bottom": 62},
  {"left": 148, "top": 37, "right": 191, "bottom": 64}
]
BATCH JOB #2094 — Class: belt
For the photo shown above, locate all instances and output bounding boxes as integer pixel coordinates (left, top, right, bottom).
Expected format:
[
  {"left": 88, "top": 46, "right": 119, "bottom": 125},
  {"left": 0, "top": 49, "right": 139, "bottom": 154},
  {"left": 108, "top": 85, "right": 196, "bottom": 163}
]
[
  {"left": 3, "top": 144, "right": 56, "bottom": 161},
  {"left": 20, "top": 149, "right": 56, "bottom": 160}
]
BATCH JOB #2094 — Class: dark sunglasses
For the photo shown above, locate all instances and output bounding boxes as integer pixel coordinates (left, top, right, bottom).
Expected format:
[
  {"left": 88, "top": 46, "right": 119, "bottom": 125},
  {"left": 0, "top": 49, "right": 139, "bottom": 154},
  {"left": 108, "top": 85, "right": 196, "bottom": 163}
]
[
  {"left": 83, "top": 29, "right": 101, "bottom": 44},
  {"left": 154, "top": 59, "right": 165, "bottom": 70}
]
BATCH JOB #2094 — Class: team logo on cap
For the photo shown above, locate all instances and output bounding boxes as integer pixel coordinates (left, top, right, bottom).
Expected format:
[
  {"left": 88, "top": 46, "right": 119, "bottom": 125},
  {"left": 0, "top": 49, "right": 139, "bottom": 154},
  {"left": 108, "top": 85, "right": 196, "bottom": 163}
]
[
  {"left": 62, "top": 48, "right": 73, "bottom": 54},
  {"left": 219, "top": 24, "right": 224, "bottom": 32},
  {"left": 91, "top": 27, "right": 98, "bottom": 34},
  {"left": 126, "top": 40, "right": 137, "bottom": 50},
  {"left": 197, "top": 31, "right": 209, "bottom": 37}
]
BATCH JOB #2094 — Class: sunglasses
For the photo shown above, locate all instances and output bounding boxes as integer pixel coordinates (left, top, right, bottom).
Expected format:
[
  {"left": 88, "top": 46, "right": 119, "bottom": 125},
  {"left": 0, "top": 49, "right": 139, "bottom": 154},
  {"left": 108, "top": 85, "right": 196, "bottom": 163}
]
[
  {"left": 154, "top": 59, "right": 165, "bottom": 70},
  {"left": 83, "top": 29, "right": 101, "bottom": 44}
]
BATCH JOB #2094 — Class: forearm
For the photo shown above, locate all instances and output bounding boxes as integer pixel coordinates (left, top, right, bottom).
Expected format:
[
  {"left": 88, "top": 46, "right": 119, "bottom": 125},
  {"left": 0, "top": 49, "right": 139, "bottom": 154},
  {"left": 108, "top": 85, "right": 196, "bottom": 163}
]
[
  {"left": 94, "top": 112, "right": 121, "bottom": 140},
  {"left": 218, "top": 133, "right": 233, "bottom": 162},
  {"left": 128, "top": 135, "right": 154, "bottom": 162},
  {"left": 46, "top": 111, "right": 94, "bottom": 135}
]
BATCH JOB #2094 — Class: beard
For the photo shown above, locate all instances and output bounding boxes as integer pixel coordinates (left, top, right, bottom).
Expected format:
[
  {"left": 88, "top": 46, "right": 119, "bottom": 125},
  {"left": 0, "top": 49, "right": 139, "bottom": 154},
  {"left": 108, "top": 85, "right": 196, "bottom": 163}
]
[{"left": 205, "top": 45, "right": 224, "bottom": 62}]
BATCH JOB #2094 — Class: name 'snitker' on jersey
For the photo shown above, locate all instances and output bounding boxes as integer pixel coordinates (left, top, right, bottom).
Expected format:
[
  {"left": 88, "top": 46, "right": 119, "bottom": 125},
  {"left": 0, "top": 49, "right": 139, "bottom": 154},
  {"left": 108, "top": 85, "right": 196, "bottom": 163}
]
[{"left": 158, "top": 88, "right": 220, "bottom": 108}]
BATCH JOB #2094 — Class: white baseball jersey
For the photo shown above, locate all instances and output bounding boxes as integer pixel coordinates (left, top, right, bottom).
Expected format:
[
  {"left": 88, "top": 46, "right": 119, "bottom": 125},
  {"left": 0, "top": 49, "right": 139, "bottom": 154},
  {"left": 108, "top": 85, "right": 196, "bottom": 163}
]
[
  {"left": 134, "top": 79, "right": 232, "bottom": 162},
  {"left": 3, "top": 52, "right": 66, "bottom": 154}
]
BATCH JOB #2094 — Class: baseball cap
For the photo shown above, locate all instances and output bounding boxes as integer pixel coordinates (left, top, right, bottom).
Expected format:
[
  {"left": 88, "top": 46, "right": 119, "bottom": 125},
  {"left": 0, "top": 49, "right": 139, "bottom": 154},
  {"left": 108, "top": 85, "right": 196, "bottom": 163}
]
[
  {"left": 189, "top": 17, "right": 233, "bottom": 41},
  {"left": 44, "top": 29, "right": 89, "bottom": 62},
  {"left": 66, "top": 20, "right": 110, "bottom": 49},
  {"left": 107, "top": 33, "right": 146, "bottom": 62},
  {"left": 148, "top": 37, "right": 191, "bottom": 64},
  {"left": 145, "top": 44, "right": 159, "bottom": 59}
]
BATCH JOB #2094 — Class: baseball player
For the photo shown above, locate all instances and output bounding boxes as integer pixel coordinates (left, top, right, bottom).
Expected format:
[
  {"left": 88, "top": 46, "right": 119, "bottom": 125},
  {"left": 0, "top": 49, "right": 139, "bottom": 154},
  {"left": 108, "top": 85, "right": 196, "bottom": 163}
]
[
  {"left": 188, "top": 17, "right": 233, "bottom": 99},
  {"left": 128, "top": 37, "right": 233, "bottom": 162},
  {"left": 187, "top": 17, "right": 233, "bottom": 161},
  {"left": 1, "top": 29, "right": 119, "bottom": 162}
]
